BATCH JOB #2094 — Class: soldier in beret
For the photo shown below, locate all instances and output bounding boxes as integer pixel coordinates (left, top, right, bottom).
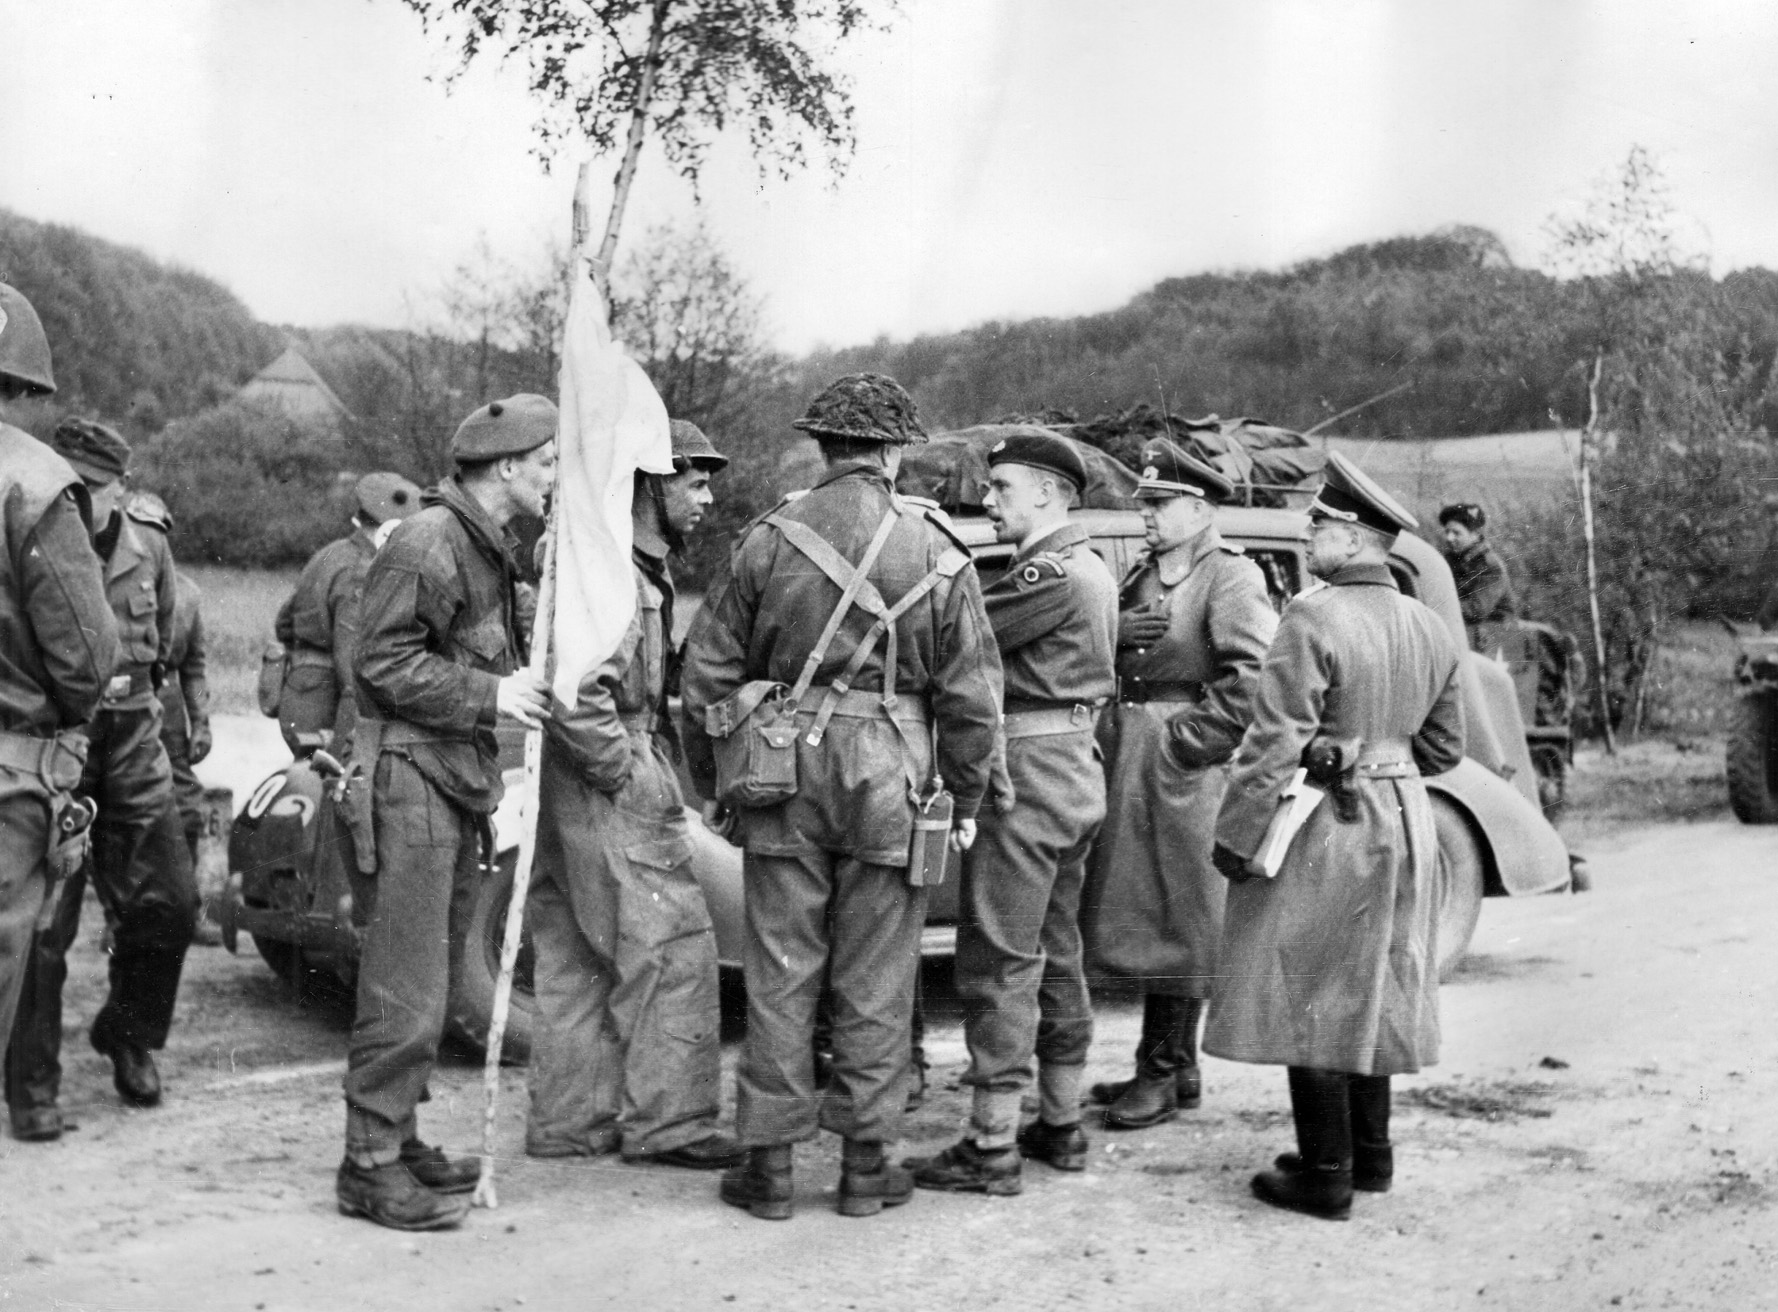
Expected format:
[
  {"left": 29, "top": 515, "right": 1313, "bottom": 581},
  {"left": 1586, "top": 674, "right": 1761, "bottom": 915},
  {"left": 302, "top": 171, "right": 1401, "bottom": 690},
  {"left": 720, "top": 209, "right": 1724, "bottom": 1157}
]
[
  {"left": 336, "top": 395, "right": 555, "bottom": 1230},
  {"left": 1437, "top": 502, "right": 1516, "bottom": 646},
  {"left": 0, "top": 287, "right": 119, "bottom": 1138},
  {"left": 8, "top": 417, "right": 200, "bottom": 1140},
  {"left": 524, "top": 418, "right": 742, "bottom": 1170},
  {"left": 1209, "top": 453, "right": 1465, "bottom": 1219},
  {"left": 907, "top": 429, "right": 1117, "bottom": 1196},
  {"left": 273, "top": 471, "right": 422, "bottom": 757},
  {"left": 1080, "top": 439, "right": 1276, "bottom": 1130},
  {"left": 683, "top": 373, "right": 1001, "bottom": 1220}
]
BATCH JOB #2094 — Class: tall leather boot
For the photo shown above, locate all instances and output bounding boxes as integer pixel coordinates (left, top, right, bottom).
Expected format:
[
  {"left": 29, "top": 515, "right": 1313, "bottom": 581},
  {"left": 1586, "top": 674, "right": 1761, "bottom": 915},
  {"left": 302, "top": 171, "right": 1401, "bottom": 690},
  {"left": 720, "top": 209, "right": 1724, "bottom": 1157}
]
[
  {"left": 1088, "top": 995, "right": 1203, "bottom": 1111},
  {"left": 1103, "top": 995, "right": 1197, "bottom": 1130},
  {"left": 1347, "top": 1073, "right": 1393, "bottom": 1192},
  {"left": 1252, "top": 1067, "right": 1353, "bottom": 1219}
]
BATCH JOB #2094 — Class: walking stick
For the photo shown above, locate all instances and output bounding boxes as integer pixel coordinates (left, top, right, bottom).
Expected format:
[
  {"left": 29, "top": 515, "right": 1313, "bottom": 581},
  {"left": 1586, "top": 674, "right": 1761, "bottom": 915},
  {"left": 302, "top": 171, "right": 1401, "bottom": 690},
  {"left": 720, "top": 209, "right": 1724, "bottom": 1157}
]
[{"left": 472, "top": 487, "right": 559, "bottom": 1210}]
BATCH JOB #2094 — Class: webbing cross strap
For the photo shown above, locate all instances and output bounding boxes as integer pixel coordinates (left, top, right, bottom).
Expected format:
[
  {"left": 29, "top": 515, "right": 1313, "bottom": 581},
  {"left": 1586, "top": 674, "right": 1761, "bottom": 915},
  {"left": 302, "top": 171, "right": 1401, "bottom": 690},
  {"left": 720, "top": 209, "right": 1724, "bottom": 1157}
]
[{"left": 763, "top": 497, "right": 970, "bottom": 794}]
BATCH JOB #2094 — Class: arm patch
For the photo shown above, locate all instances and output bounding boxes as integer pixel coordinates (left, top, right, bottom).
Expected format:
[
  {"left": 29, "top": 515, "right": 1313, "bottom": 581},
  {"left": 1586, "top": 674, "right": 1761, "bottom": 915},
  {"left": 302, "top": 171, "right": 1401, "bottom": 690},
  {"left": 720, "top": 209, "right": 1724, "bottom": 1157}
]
[{"left": 1019, "top": 555, "right": 1067, "bottom": 585}]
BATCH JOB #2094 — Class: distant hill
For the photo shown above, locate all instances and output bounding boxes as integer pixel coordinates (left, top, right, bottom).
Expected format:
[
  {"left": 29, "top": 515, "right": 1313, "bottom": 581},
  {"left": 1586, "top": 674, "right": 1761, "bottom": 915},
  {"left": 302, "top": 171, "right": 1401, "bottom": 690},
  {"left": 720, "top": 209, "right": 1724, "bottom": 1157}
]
[{"left": 0, "top": 209, "right": 278, "bottom": 427}]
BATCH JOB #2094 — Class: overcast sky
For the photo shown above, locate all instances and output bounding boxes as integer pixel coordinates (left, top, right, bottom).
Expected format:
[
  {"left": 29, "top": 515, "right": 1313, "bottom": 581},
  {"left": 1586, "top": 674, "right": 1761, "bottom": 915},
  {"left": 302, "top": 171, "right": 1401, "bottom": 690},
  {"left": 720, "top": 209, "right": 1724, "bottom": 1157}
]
[{"left": 3, "top": 0, "right": 1775, "bottom": 351}]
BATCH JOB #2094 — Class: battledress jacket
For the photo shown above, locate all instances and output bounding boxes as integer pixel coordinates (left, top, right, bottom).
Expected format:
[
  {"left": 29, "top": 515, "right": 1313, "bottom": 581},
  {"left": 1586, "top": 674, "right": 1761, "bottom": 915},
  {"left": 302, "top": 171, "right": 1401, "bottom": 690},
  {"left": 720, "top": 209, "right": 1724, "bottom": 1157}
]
[
  {"left": 277, "top": 528, "right": 376, "bottom": 746},
  {"left": 1083, "top": 526, "right": 1276, "bottom": 992},
  {"left": 0, "top": 423, "right": 117, "bottom": 748},
  {"left": 97, "top": 499, "right": 177, "bottom": 714},
  {"left": 681, "top": 463, "right": 1002, "bottom": 864},
  {"left": 1206, "top": 562, "right": 1464, "bottom": 1076},
  {"left": 352, "top": 479, "right": 524, "bottom": 816}
]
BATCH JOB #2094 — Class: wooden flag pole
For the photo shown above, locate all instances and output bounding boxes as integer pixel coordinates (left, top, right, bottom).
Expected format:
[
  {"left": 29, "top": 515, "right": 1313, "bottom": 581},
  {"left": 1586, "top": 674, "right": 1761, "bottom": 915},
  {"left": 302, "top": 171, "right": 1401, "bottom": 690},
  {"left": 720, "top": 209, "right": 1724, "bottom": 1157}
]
[{"left": 471, "top": 164, "right": 592, "bottom": 1210}]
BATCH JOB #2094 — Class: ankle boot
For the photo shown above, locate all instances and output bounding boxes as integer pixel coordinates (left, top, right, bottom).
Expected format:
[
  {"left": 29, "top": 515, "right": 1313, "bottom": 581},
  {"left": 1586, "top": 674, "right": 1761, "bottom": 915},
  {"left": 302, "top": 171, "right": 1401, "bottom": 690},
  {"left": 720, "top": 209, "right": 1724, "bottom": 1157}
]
[
  {"left": 720, "top": 1145, "right": 794, "bottom": 1220},
  {"left": 1251, "top": 1068, "right": 1353, "bottom": 1220},
  {"left": 1104, "top": 996, "right": 1197, "bottom": 1130},
  {"left": 838, "top": 1139, "right": 914, "bottom": 1217}
]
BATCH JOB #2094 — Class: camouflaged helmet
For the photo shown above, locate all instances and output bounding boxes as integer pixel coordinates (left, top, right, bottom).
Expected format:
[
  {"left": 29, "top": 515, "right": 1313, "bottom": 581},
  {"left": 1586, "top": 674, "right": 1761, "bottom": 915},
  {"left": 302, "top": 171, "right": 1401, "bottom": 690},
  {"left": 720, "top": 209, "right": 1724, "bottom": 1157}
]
[
  {"left": 791, "top": 373, "right": 928, "bottom": 446},
  {"left": 0, "top": 282, "right": 56, "bottom": 397}
]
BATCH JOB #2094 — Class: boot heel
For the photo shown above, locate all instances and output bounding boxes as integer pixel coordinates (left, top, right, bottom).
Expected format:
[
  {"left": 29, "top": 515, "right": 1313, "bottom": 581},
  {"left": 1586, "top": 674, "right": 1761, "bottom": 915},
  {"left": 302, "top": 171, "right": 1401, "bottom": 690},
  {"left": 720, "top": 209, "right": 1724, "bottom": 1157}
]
[
  {"left": 983, "top": 1173, "right": 1024, "bottom": 1197},
  {"left": 748, "top": 1196, "right": 794, "bottom": 1221},
  {"left": 837, "top": 1194, "right": 882, "bottom": 1218}
]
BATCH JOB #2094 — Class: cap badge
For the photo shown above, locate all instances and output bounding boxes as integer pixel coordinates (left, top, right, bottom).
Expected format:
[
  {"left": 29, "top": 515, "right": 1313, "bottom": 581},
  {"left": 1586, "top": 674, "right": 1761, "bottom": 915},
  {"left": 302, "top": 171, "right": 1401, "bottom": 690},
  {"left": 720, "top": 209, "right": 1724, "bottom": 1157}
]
[
  {"left": 991, "top": 440, "right": 1006, "bottom": 453},
  {"left": 1141, "top": 466, "right": 1159, "bottom": 481}
]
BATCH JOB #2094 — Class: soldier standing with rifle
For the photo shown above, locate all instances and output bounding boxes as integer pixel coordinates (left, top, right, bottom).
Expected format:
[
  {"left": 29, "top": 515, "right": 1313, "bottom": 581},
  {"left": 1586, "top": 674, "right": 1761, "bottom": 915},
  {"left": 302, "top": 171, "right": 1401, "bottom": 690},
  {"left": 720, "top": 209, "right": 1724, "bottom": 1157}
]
[
  {"left": 1081, "top": 439, "right": 1276, "bottom": 1129},
  {"left": 907, "top": 431, "right": 1115, "bottom": 1196},
  {"left": 524, "top": 419, "right": 743, "bottom": 1169},
  {"left": 682, "top": 374, "right": 1001, "bottom": 1221},
  {"left": 336, "top": 396, "right": 554, "bottom": 1231},
  {"left": 1208, "top": 453, "right": 1464, "bottom": 1220},
  {"left": 0, "top": 286, "right": 119, "bottom": 1136},
  {"left": 8, "top": 417, "right": 201, "bottom": 1138}
]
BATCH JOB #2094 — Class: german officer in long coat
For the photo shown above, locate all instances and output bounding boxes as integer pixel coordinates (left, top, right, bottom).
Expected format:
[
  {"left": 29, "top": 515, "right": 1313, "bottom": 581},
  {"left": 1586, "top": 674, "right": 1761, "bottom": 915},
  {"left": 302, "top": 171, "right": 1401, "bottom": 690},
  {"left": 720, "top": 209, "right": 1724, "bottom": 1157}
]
[
  {"left": 1081, "top": 440, "right": 1276, "bottom": 1130},
  {"left": 907, "top": 431, "right": 1116, "bottom": 1196},
  {"left": 1208, "top": 453, "right": 1465, "bottom": 1219}
]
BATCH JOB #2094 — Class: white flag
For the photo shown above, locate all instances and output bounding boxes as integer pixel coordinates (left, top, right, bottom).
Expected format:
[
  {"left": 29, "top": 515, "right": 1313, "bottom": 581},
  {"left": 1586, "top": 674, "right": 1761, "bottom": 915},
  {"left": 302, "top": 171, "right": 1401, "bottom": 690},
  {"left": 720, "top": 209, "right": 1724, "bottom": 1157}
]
[{"left": 550, "top": 251, "right": 675, "bottom": 706}]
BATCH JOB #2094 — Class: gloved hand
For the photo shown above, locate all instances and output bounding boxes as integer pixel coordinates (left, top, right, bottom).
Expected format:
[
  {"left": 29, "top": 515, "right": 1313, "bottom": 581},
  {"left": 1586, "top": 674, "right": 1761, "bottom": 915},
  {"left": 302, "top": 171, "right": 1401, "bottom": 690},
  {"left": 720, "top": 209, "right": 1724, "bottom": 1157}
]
[
  {"left": 1211, "top": 842, "right": 1254, "bottom": 884},
  {"left": 1118, "top": 604, "right": 1169, "bottom": 649},
  {"left": 188, "top": 721, "right": 213, "bottom": 765},
  {"left": 701, "top": 800, "right": 740, "bottom": 846}
]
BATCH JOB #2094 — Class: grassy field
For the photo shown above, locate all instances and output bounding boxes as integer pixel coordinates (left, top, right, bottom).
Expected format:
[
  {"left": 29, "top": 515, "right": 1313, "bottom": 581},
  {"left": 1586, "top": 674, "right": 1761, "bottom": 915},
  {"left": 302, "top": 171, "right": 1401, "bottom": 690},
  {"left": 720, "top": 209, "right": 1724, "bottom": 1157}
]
[{"left": 186, "top": 565, "right": 298, "bottom": 715}]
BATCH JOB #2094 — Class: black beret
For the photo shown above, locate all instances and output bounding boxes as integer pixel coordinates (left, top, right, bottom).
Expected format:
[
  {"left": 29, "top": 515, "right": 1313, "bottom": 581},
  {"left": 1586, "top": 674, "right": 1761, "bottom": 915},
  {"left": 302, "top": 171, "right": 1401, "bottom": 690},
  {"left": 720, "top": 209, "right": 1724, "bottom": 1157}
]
[
  {"left": 986, "top": 428, "right": 1088, "bottom": 490},
  {"left": 1132, "top": 437, "right": 1236, "bottom": 503},
  {"left": 1437, "top": 502, "right": 1487, "bottom": 532},
  {"left": 53, "top": 416, "right": 130, "bottom": 484},
  {"left": 450, "top": 393, "right": 558, "bottom": 463},
  {"left": 1311, "top": 452, "right": 1418, "bottom": 537}
]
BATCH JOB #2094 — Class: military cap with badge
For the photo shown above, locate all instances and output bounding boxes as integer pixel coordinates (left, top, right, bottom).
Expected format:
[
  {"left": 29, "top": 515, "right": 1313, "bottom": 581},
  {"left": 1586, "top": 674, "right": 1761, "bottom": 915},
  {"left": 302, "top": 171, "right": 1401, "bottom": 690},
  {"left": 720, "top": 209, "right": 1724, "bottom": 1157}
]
[
  {"left": 1132, "top": 437, "right": 1236, "bottom": 503},
  {"left": 1309, "top": 451, "right": 1418, "bottom": 541},
  {"left": 53, "top": 416, "right": 132, "bottom": 485},
  {"left": 986, "top": 429, "right": 1089, "bottom": 492}
]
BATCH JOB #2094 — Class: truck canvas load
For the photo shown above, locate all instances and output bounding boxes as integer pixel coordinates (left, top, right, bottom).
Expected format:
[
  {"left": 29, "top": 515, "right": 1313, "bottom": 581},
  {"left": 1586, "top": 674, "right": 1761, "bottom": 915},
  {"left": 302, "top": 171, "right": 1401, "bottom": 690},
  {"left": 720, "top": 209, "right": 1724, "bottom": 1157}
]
[{"left": 896, "top": 407, "right": 1327, "bottom": 513}]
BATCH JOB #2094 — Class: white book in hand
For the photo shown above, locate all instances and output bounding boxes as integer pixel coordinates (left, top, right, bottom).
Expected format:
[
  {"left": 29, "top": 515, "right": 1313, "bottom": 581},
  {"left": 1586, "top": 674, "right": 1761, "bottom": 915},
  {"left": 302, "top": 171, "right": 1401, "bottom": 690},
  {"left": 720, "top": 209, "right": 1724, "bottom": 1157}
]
[{"left": 1252, "top": 768, "right": 1326, "bottom": 879}]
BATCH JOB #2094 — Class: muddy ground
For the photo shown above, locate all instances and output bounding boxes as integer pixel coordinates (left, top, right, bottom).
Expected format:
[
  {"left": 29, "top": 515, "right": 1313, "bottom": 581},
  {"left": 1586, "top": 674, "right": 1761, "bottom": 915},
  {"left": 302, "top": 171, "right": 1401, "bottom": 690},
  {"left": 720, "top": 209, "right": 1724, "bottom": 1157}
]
[{"left": 1, "top": 727, "right": 1775, "bottom": 1311}]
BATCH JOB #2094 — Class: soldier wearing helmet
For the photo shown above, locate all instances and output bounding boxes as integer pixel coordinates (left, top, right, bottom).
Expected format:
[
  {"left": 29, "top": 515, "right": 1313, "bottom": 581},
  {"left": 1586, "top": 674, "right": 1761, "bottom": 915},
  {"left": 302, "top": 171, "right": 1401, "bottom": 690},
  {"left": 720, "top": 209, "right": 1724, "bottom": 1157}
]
[
  {"left": 524, "top": 416, "right": 743, "bottom": 1171},
  {"left": 8, "top": 415, "right": 201, "bottom": 1140},
  {"left": 271, "top": 470, "right": 422, "bottom": 756},
  {"left": 335, "top": 395, "right": 555, "bottom": 1230},
  {"left": 682, "top": 374, "right": 1002, "bottom": 1221},
  {"left": 0, "top": 286, "right": 120, "bottom": 1140}
]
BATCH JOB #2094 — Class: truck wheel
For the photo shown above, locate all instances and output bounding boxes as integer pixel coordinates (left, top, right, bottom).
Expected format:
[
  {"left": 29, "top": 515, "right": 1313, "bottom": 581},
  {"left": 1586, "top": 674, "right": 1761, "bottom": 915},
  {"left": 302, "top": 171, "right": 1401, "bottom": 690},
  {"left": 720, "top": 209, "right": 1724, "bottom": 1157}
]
[
  {"left": 1432, "top": 795, "right": 1486, "bottom": 982},
  {"left": 448, "top": 848, "right": 536, "bottom": 1064},
  {"left": 1727, "top": 692, "right": 1778, "bottom": 824}
]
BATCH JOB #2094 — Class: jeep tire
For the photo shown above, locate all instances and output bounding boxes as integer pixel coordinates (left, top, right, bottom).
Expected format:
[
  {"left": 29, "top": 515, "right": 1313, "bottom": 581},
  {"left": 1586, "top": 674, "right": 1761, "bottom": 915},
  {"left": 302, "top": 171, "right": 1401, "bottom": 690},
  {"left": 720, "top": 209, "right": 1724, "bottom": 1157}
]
[{"left": 1727, "top": 690, "right": 1778, "bottom": 825}]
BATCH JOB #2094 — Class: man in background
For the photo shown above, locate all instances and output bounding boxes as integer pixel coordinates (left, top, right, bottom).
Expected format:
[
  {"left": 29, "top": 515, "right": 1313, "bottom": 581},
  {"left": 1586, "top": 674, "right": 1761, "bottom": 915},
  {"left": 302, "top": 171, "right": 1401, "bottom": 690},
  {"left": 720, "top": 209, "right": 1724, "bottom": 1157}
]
[{"left": 1438, "top": 502, "right": 1516, "bottom": 645}]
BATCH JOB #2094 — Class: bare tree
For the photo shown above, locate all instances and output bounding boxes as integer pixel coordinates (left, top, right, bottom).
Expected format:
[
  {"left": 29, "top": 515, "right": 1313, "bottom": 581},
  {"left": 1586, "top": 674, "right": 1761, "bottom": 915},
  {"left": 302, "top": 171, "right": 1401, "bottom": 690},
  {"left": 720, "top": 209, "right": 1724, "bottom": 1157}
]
[{"left": 396, "top": 0, "right": 893, "bottom": 270}]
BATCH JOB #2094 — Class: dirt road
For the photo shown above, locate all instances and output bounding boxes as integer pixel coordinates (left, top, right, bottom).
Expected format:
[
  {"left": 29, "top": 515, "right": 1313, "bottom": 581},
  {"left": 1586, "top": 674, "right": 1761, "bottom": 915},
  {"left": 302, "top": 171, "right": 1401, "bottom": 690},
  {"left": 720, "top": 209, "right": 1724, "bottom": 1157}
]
[{"left": 2, "top": 730, "right": 1775, "bottom": 1311}]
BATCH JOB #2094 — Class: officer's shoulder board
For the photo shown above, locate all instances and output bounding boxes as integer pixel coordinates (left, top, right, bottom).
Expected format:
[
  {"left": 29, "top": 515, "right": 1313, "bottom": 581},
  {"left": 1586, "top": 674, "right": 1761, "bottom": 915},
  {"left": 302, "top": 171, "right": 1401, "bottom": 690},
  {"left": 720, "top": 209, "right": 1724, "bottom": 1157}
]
[
  {"left": 1217, "top": 541, "right": 1247, "bottom": 556},
  {"left": 125, "top": 491, "right": 172, "bottom": 533}
]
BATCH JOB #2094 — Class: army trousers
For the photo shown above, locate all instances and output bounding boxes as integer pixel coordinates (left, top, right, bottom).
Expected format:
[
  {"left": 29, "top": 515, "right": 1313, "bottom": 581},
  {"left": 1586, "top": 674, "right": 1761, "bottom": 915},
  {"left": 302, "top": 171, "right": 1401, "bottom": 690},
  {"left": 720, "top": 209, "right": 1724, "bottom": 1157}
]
[
  {"left": 0, "top": 794, "right": 49, "bottom": 1061},
  {"left": 342, "top": 753, "right": 483, "bottom": 1161},
  {"left": 6, "top": 706, "right": 198, "bottom": 1113},
  {"left": 526, "top": 734, "right": 722, "bottom": 1158},
  {"left": 736, "top": 848, "right": 926, "bottom": 1148},
  {"left": 957, "top": 725, "right": 1104, "bottom": 1095}
]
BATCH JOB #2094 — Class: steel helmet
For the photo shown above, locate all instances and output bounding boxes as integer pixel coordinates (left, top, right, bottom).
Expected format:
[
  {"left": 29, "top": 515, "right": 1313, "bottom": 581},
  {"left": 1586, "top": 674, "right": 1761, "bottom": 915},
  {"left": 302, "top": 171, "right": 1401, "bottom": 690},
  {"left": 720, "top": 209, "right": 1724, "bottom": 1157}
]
[
  {"left": 0, "top": 283, "right": 56, "bottom": 396},
  {"left": 791, "top": 373, "right": 928, "bottom": 446},
  {"left": 668, "top": 419, "right": 729, "bottom": 472}
]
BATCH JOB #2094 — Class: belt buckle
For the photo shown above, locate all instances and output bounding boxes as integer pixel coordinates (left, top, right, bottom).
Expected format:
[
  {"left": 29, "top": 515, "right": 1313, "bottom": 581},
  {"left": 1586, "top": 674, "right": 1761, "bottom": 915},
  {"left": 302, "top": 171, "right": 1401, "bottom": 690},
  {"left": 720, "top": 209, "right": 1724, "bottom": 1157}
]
[{"left": 104, "top": 674, "right": 132, "bottom": 700}]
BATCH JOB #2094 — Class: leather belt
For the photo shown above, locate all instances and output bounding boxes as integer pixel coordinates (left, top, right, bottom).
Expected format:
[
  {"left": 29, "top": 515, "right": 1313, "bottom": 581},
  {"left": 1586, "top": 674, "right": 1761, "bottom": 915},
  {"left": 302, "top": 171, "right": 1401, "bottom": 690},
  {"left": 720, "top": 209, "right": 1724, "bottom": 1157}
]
[
  {"left": 1117, "top": 679, "right": 1203, "bottom": 705},
  {"left": 799, "top": 686, "right": 930, "bottom": 723},
  {"left": 1004, "top": 704, "right": 1099, "bottom": 739},
  {"left": 378, "top": 720, "right": 467, "bottom": 747},
  {"left": 1356, "top": 738, "right": 1416, "bottom": 777}
]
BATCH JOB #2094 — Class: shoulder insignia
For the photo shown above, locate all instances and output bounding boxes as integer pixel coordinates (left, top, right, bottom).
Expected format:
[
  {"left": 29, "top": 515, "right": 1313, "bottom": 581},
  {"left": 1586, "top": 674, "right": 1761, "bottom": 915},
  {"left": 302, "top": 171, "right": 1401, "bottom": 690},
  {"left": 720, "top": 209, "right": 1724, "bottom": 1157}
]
[
  {"left": 125, "top": 491, "right": 171, "bottom": 532},
  {"left": 1019, "top": 556, "right": 1067, "bottom": 585}
]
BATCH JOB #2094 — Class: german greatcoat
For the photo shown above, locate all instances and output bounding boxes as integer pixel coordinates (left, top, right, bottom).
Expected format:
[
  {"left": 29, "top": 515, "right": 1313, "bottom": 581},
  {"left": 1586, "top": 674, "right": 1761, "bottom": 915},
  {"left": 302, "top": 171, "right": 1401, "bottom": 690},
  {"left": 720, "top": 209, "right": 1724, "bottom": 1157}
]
[
  {"left": 1207, "top": 562, "right": 1464, "bottom": 1076},
  {"left": 1083, "top": 525, "right": 1275, "bottom": 995}
]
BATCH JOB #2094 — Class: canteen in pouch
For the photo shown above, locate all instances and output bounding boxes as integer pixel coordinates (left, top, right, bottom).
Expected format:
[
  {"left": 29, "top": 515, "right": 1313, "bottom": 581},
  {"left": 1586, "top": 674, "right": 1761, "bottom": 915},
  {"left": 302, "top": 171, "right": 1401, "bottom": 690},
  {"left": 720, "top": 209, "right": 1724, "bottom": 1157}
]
[
  {"left": 257, "top": 640, "right": 287, "bottom": 717},
  {"left": 905, "top": 783, "right": 954, "bottom": 888},
  {"left": 705, "top": 680, "right": 800, "bottom": 808}
]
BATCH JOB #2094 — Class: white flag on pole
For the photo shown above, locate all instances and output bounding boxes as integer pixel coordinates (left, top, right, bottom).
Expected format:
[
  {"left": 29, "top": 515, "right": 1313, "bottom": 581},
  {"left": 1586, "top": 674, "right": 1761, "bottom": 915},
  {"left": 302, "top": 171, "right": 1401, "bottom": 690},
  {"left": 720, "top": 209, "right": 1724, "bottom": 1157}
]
[{"left": 550, "top": 249, "right": 675, "bottom": 706}]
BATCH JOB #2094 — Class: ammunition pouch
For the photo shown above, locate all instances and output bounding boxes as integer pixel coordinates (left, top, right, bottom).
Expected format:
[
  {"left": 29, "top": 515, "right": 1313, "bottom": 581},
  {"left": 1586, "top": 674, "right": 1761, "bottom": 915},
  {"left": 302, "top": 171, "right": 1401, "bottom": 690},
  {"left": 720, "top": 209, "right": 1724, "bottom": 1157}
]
[{"left": 704, "top": 681, "right": 799, "bottom": 809}]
